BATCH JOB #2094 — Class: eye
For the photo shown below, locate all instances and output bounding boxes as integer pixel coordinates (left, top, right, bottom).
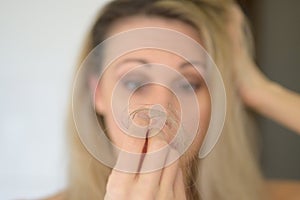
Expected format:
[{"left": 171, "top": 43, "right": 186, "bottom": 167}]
[
  {"left": 174, "top": 79, "right": 202, "bottom": 93},
  {"left": 181, "top": 82, "right": 201, "bottom": 91},
  {"left": 122, "top": 79, "right": 145, "bottom": 92},
  {"left": 180, "top": 82, "right": 201, "bottom": 92}
]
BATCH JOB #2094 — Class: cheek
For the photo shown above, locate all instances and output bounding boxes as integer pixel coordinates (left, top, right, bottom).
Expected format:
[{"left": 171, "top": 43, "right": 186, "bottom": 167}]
[
  {"left": 103, "top": 111, "right": 121, "bottom": 144},
  {"left": 199, "top": 89, "right": 211, "bottom": 135},
  {"left": 186, "top": 88, "right": 211, "bottom": 156},
  {"left": 94, "top": 75, "right": 123, "bottom": 147},
  {"left": 94, "top": 73, "right": 112, "bottom": 115},
  {"left": 102, "top": 111, "right": 145, "bottom": 153}
]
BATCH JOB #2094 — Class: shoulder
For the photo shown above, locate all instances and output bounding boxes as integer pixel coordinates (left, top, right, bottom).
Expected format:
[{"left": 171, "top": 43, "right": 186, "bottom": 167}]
[{"left": 264, "top": 180, "right": 300, "bottom": 200}]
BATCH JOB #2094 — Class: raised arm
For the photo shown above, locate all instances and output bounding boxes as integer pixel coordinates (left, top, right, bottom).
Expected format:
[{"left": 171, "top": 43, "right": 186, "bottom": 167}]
[{"left": 227, "top": 4, "right": 300, "bottom": 134}]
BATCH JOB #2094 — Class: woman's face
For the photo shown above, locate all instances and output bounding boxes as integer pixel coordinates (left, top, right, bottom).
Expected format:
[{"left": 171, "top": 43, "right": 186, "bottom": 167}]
[{"left": 93, "top": 16, "right": 211, "bottom": 164}]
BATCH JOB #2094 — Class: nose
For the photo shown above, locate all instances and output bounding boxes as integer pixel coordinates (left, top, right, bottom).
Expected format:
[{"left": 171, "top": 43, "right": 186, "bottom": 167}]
[{"left": 140, "top": 84, "right": 178, "bottom": 110}]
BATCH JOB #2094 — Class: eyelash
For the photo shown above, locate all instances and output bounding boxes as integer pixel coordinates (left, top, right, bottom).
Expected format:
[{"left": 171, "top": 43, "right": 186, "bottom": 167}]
[
  {"left": 122, "top": 80, "right": 146, "bottom": 92},
  {"left": 179, "top": 82, "right": 202, "bottom": 92},
  {"left": 121, "top": 79, "right": 202, "bottom": 93}
]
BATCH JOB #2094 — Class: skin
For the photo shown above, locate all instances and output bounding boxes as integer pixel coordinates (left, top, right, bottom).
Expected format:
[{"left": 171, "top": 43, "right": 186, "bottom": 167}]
[
  {"left": 94, "top": 16, "right": 211, "bottom": 199},
  {"left": 228, "top": 4, "right": 300, "bottom": 135},
  {"left": 228, "top": 4, "right": 300, "bottom": 199}
]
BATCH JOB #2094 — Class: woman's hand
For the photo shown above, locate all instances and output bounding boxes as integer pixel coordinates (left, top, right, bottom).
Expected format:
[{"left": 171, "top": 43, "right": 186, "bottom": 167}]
[
  {"left": 104, "top": 135, "right": 186, "bottom": 200},
  {"left": 226, "top": 4, "right": 270, "bottom": 107},
  {"left": 226, "top": 4, "right": 300, "bottom": 134}
]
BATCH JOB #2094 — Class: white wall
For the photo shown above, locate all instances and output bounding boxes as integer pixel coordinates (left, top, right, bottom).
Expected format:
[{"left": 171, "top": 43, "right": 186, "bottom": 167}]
[{"left": 0, "top": 0, "right": 108, "bottom": 199}]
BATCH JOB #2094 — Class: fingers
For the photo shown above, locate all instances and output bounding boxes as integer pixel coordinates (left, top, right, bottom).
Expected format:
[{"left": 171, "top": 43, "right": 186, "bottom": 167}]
[
  {"left": 156, "top": 148, "right": 186, "bottom": 200},
  {"left": 137, "top": 136, "right": 170, "bottom": 188},
  {"left": 173, "top": 170, "right": 186, "bottom": 199},
  {"left": 106, "top": 122, "right": 186, "bottom": 199},
  {"left": 105, "top": 169, "right": 135, "bottom": 198},
  {"left": 105, "top": 136, "right": 142, "bottom": 199},
  {"left": 159, "top": 148, "right": 181, "bottom": 191},
  {"left": 107, "top": 132, "right": 142, "bottom": 196},
  {"left": 135, "top": 137, "right": 186, "bottom": 200},
  {"left": 114, "top": 134, "right": 144, "bottom": 173}
]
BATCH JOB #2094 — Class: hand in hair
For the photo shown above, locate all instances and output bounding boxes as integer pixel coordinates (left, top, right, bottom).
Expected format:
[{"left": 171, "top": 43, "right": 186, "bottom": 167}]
[
  {"left": 104, "top": 131, "right": 186, "bottom": 200},
  {"left": 227, "top": 4, "right": 300, "bottom": 134}
]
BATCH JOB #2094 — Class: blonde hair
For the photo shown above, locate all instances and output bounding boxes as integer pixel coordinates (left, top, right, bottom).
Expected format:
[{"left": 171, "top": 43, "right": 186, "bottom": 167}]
[{"left": 66, "top": 0, "right": 263, "bottom": 199}]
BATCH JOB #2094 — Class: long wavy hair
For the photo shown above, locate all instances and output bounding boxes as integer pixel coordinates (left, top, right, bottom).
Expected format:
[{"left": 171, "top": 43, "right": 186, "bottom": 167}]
[{"left": 66, "top": 0, "right": 263, "bottom": 199}]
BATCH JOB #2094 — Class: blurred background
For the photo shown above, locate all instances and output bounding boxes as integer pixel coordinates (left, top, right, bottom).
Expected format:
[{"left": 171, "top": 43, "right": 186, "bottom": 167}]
[
  {"left": 0, "top": 0, "right": 108, "bottom": 199},
  {"left": 0, "top": 0, "right": 299, "bottom": 199}
]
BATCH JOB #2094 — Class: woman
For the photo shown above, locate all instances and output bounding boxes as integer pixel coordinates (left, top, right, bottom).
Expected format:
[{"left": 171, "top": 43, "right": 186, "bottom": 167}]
[
  {"left": 47, "top": 0, "right": 300, "bottom": 199},
  {"left": 66, "top": 1, "right": 262, "bottom": 199}
]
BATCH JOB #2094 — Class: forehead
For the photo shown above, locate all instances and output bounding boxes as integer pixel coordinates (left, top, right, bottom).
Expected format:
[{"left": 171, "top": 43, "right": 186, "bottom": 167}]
[
  {"left": 96, "top": 15, "right": 208, "bottom": 74},
  {"left": 106, "top": 15, "right": 202, "bottom": 45},
  {"left": 111, "top": 49, "right": 195, "bottom": 67}
]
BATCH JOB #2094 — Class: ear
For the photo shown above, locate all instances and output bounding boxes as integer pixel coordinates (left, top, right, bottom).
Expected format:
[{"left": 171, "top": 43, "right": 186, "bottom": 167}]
[{"left": 89, "top": 75, "right": 107, "bottom": 115}]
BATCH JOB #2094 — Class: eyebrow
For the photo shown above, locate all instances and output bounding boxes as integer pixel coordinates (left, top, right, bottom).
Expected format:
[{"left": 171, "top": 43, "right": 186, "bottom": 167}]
[
  {"left": 116, "top": 58, "right": 205, "bottom": 69},
  {"left": 180, "top": 61, "right": 206, "bottom": 69},
  {"left": 116, "top": 58, "right": 148, "bottom": 67}
]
